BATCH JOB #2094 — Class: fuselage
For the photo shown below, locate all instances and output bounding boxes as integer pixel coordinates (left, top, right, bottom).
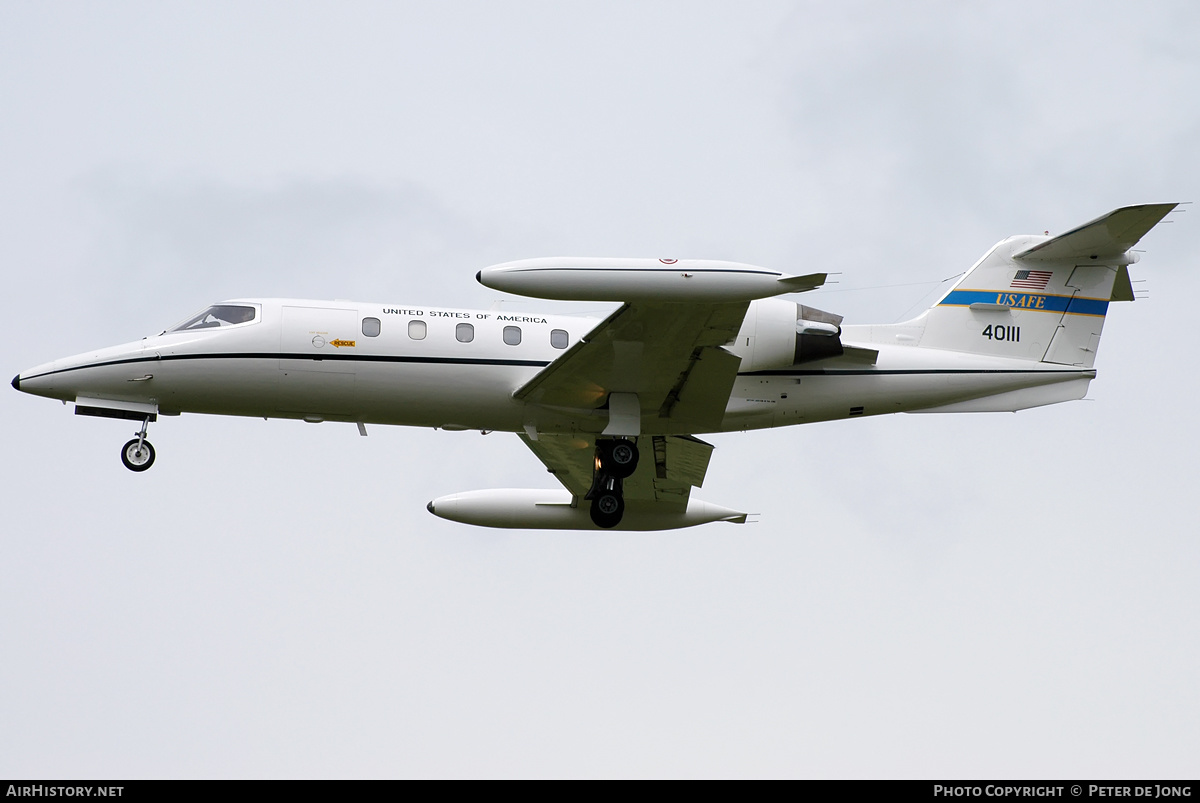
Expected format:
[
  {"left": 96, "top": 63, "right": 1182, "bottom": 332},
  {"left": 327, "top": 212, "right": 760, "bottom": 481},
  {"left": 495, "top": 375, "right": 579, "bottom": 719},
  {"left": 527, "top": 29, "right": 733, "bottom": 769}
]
[
  {"left": 12, "top": 205, "right": 1168, "bottom": 530},
  {"left": 14, "top": 297, "right": 1094, "bottom": 435}
]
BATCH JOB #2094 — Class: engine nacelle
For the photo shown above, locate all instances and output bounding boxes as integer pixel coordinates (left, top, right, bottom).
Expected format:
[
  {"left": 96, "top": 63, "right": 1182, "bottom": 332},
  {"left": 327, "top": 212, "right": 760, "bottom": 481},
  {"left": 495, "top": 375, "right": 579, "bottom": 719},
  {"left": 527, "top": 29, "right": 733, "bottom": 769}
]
[
  {"left": 427, "top": 489, "right": 747, "bottom": 531},
  {"left": 729, "top": 298, "right": 845, "bottom": 372}
]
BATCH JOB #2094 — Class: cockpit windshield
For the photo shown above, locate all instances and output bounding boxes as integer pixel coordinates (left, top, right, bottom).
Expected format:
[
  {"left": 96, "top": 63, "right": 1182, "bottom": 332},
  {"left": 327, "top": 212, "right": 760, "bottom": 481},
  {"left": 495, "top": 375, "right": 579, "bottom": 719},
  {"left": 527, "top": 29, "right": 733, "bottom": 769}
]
[{"left": 168, "top": 304, "right": 258, "bottom": 333}]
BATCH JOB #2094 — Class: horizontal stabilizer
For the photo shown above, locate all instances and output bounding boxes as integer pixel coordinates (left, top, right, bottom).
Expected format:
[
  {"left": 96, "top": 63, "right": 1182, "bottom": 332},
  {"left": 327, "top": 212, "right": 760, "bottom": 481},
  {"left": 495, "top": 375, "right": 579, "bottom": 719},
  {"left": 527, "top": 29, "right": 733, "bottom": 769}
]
[{"left": 1014, "top": 203, "right": 1177, "bottom": 262}]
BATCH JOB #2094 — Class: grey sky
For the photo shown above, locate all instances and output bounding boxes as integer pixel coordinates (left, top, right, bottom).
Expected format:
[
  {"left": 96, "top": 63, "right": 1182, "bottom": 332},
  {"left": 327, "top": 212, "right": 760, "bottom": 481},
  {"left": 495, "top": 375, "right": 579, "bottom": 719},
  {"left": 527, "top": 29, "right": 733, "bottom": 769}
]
[{"left": 2, "top": 1, "right": 1197, "bottom": 778}]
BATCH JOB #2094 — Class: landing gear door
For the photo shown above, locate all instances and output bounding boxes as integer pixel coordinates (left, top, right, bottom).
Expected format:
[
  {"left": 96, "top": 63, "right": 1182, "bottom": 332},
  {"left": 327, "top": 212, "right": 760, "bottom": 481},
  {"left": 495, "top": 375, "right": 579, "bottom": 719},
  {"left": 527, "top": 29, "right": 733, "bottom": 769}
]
[{"left": 279, "top": 305, "right": 358, "bottom": 415}]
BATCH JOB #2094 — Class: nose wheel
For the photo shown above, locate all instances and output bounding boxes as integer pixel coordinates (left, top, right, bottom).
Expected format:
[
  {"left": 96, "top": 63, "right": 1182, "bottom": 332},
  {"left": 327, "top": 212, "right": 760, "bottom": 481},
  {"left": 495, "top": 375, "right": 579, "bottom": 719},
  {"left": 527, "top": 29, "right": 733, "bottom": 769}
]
[
  {"left": 587, "top": 438, "right": 638, "bottom": 528},
  {"left": 120, "top": 418, "right": 156, "bottom": 472}
]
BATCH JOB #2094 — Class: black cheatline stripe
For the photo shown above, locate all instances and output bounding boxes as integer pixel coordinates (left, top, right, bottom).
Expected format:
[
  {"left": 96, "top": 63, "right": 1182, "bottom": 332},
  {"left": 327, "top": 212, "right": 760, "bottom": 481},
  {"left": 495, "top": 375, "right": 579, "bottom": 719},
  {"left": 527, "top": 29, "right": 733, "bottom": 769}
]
[
  {"left": 23, "top": 353, "right": 1093, "bottom": 383},
  {"left": 21, "top": 352, "right": 553, "bottom": 381},
  {"left": 738, "top": 368, "right": 1095, "bottom": 377}
]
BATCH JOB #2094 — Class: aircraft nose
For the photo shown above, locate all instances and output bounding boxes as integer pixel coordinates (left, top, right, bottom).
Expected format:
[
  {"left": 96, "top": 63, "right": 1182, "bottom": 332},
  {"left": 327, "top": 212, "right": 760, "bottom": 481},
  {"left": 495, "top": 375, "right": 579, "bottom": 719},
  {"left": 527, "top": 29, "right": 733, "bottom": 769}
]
[{"left": 12, "top": 360, "right": 63, "bottom": 399}]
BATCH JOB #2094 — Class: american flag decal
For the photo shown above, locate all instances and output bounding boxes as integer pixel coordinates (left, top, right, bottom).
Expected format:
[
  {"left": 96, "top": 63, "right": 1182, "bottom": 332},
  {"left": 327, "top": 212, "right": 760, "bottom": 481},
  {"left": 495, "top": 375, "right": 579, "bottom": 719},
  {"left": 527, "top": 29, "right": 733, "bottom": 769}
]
[{"left": 1011, "top": 269, "right": 1052, "bottom": 290}]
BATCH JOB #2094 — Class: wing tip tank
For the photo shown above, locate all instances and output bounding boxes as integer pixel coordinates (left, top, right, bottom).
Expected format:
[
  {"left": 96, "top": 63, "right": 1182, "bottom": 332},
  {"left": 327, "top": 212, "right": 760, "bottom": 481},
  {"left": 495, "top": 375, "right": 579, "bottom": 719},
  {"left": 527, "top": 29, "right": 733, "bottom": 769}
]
[
  {"left": 478, "top": 258, "right": 825, "bottom": 302},
  {"left": 427, "top": 488, "right": 747, "bottom": 530}
]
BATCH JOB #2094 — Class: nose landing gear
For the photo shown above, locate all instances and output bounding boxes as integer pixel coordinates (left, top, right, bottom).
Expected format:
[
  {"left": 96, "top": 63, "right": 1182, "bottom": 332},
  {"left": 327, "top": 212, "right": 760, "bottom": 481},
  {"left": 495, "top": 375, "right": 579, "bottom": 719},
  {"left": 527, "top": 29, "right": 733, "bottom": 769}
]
[
  {"left": 120, "top": 417, "right": 156, "bottom": 472},
  {"left": 587, "top": 438, "right": 638, "bottom": 528}
]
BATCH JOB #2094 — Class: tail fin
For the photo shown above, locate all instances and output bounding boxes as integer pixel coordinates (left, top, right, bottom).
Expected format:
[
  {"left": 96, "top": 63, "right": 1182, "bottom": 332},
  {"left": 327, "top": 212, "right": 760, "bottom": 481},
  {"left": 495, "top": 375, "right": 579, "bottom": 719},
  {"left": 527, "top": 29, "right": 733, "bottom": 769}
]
[{"left": 913, "top": 204, "right": 1176, "bottom": 367}]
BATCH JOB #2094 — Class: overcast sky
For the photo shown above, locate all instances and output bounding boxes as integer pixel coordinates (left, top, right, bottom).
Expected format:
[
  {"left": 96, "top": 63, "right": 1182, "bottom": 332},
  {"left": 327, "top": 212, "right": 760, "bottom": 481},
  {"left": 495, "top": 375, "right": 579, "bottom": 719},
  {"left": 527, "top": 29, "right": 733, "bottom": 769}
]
[{"left": 2, "top": 1, "right": 1198, "bottom": 779}]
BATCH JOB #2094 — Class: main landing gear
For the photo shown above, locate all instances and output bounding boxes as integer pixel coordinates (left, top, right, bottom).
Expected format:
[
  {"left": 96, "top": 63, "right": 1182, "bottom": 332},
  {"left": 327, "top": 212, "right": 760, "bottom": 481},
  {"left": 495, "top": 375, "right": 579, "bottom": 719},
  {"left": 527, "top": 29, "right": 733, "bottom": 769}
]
[
  {"left": 120, "top": 417, "right": 156, "bottom": 472},
  {"left": 587, "top": 438, "right": 639, "bottom": 528}
]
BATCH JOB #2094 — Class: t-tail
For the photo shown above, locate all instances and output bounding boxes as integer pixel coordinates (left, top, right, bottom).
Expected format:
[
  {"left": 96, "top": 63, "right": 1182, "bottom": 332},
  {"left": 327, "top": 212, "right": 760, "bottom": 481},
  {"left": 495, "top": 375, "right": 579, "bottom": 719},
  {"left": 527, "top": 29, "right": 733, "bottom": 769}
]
[{"left": 903, "top": 203, "right": 1176, "bottom": 368}]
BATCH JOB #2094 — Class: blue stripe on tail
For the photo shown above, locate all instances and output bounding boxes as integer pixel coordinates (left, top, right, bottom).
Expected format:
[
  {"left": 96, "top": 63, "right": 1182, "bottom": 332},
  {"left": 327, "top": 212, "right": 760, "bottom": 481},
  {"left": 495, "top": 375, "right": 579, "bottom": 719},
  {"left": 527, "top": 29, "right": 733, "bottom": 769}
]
[{"left": 939, "top": 290, "right": 1108, "bottom": 317}]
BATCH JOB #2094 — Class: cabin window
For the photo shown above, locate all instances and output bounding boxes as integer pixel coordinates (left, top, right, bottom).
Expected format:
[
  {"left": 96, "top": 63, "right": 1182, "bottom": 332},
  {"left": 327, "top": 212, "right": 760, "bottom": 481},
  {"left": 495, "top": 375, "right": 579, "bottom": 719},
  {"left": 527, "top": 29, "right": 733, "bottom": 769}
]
[
  {"left": 551, "top": 329, "right": 569, "bottom": 349},
  {"left": 503, "top": 326, "right": 522, "bottom": 346},
  {"left": 169, "top": 304, "right": 257, "bottom": 332},
  {"left": 456, "top": 323, "right": 474, "bottom": 343},
  {"left": 408, "top": 320, "right": 427, "bottom": 340},
  {"left": 362, "top": 317, "right": 381, "bottom": 337}
]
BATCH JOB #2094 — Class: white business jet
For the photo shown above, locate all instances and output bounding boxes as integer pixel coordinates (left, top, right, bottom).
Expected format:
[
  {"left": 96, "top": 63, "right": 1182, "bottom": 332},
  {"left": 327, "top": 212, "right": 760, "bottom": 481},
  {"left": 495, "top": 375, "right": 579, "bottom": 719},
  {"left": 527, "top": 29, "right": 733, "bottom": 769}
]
[{"left": 12, "top": 204, "right": 1176, "bottom": 530}]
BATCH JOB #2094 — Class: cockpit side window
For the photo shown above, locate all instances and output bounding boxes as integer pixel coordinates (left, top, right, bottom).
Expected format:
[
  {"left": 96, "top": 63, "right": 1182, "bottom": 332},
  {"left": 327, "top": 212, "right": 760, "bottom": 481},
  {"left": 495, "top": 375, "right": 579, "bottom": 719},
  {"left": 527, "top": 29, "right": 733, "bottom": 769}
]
[{"left": 169, "top": 305, "right": 258, "bottom": 332}]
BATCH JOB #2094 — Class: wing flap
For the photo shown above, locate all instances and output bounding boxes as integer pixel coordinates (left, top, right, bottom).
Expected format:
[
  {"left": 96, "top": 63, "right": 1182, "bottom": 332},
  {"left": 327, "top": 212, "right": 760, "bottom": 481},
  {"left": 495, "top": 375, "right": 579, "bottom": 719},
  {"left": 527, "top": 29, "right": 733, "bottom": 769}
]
[
  {"left": 656, "top": 347, "right": 742, "bottom": 431},
  {"left": 520, "top": 431, "right": 715, "bottom": 510},
  {"left": 519, "top": 432, "right": 595, "bottom": 498},
  {"left": 651, "top": 434, "right": 714, "bottom": 487}
]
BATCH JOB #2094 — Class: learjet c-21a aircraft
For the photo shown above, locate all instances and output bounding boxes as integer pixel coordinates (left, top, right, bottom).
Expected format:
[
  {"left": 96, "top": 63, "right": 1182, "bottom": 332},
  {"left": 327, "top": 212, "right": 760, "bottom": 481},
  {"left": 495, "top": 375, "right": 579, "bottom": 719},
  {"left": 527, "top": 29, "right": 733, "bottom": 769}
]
[{"left": 12, "top": 204, "right": 1177, "bottom": 530}]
